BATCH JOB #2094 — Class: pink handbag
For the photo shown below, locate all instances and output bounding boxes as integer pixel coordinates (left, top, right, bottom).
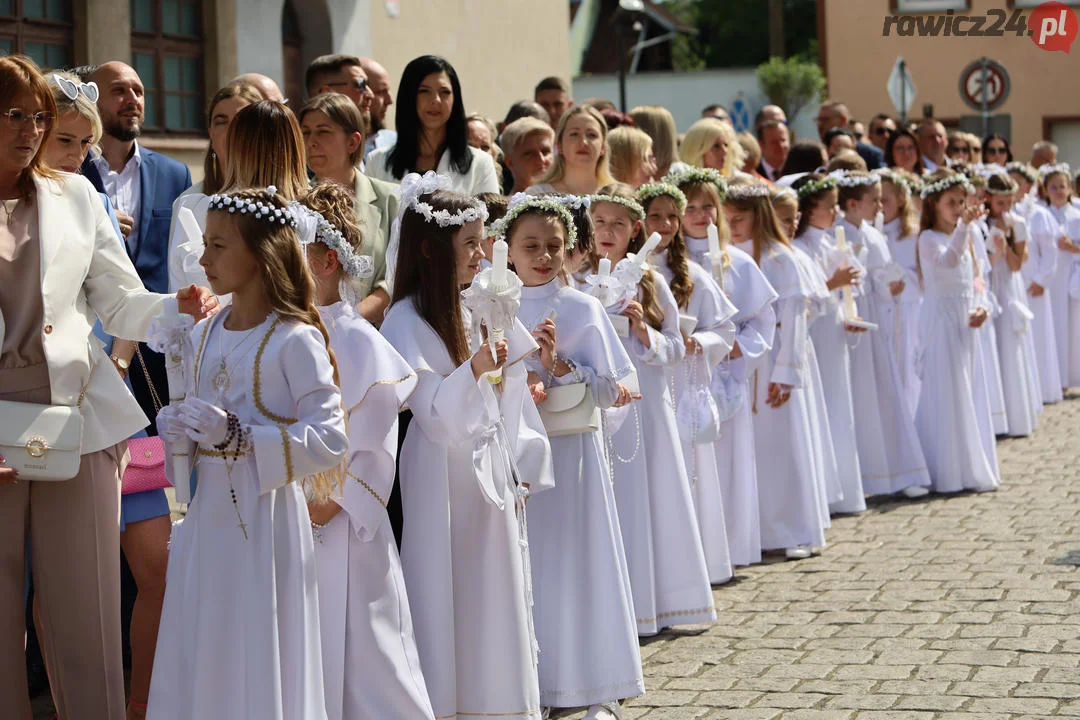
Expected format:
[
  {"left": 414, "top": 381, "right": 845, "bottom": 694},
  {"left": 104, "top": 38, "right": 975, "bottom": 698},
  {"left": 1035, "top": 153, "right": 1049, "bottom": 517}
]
[{"left": 121, "top": 347, "right": 172, "bottom": 495}]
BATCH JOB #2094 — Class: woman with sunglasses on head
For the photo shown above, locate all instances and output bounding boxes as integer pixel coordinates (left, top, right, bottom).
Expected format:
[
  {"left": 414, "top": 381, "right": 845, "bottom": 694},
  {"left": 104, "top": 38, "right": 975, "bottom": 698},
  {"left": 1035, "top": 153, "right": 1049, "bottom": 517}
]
[
  {"left": 885, "top": 128, "right": 924, "bottom": 176},
  {"left": 0, "top": 55, "right": 215, "bottom": 720},
  {"left": 367, "top": 55, "right": 499, "bottom": 196},
  {"left": 982, "top": 134, "right": 1013, "bottom": 165}
]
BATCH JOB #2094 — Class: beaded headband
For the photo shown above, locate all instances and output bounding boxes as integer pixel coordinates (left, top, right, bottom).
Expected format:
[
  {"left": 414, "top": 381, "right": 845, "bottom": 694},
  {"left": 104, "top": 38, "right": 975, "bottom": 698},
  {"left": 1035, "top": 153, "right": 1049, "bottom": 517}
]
[
  {"left": 833, "top": 171, "right": 880, "bottom": 188},
  {"left": 491, "top": 193, "right": 578, "bottom": 250},
  {"left": 636, "top": 182, "right": 687, "bottom": 213},
  {"left": 796, "top": 173, "right": 839, "bottom": 200},
  {"left": 1004, "top": 162, "right": 1038, "bottom": 184},
  {"left": 920, "top": 173, "right": 972, "bottom": 199},
  {"left": 662, "top": 166, "right": 728, "bottom": 200},
  {"left": 725, "top": 183, "right": 772, "bottom": 200},
  {"left": 207, "top": 185, "right": 297, "bottom": 228},
  {"left": 589, "top": 193, "right": 645, "bottom": 220},
  {"left": 1038, "top": 162, "right": 1072, "bottom": 181}
]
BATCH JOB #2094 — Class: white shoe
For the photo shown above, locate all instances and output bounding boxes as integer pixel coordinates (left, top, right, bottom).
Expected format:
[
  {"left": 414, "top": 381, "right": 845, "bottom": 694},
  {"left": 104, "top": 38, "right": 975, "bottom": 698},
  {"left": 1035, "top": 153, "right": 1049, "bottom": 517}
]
[
  {"left": 584, "top": 702, "right": 622, "bottom": 720},
  {"left": 785, "top": 546, "right": 812, "bottom": 560},
  {"left": 901, "top": 486, "right": 930, "bottom": 498}
]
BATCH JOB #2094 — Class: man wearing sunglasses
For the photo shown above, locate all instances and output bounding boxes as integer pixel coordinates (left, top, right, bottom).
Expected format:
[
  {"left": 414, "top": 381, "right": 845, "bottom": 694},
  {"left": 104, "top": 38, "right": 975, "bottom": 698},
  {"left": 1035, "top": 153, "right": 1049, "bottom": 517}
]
[
  {"left": 306, "top": 54, "right": 375, "bottom": 115},
  {"left": 867, "top": 114, "right": 896, "bottom": 152}
]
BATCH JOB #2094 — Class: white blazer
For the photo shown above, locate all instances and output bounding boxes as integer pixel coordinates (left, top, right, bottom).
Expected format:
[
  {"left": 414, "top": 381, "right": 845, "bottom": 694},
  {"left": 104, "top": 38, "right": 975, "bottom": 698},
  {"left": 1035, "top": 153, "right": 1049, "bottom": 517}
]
[
  {"left": 365, "top": 144, "right": 500, "bottom": 196},
  {"left": 0, "top": 173, "right": 170, "bottom": 453}
]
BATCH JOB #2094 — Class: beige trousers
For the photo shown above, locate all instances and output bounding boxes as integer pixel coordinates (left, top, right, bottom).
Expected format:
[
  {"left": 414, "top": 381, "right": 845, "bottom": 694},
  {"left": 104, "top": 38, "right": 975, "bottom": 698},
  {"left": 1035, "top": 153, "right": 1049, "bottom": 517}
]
[{"left": 0, "top": 382, "right": 127, "bottom": 720}]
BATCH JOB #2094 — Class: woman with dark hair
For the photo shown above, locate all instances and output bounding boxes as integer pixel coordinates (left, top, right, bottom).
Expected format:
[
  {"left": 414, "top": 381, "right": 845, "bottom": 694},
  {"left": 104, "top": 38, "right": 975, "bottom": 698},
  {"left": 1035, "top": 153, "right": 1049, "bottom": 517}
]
[
  {"left": 885, "top": 127, "right": 925, "bottom": 175},
  {"left": 0, "top": 54, "right": 213, "bottom": 719},
  {"left": 367, "top": 55, "right": 499, "bottom": 195},
  {"left": 778, "top": 139, "right": 827, "bottom": 177},
  {"left": 982, "top": 133, "right": 1013, "bottom": 165}
]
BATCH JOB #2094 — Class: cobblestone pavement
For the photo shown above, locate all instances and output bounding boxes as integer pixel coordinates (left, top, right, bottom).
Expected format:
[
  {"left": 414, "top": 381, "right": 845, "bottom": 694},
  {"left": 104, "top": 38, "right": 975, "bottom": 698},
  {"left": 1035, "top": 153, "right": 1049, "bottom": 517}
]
[
  {"left": 34, "top": 397, "right": 1080, "bottom": 719},
  {"left": 558, "top": 393, "right": 1080, "bottom": 719}
]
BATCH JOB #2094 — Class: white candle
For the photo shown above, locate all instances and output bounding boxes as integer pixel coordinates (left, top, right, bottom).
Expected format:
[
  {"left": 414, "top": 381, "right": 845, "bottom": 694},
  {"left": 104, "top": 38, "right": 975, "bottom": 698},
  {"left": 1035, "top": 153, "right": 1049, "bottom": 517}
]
[
  {"left": 834, "top": 225, "right": 858, "bottom": 321},
  {"left": 707, "top": 221, "right": 722, "bottom": 259},
  {"left": 599, "top": 257, "right": 611, "bottom": 278},
  {"left": 491, "top": 239, "right": 509, "bottom": 288},
  {"left": 874, "top": 211, "right": 884, "bottom": 233},
  {"left": 638, "top": 232, "right": 662, "bottom": 264}
]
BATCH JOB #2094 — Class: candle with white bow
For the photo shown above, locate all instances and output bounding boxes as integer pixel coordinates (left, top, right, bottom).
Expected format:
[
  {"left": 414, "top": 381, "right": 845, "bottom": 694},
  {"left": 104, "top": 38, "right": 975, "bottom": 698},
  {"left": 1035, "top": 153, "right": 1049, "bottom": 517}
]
[
  {"left": 706, "top": 222, "right": 724, "bottom": 284},
  {"left": 487, "top": 239, "right": 510, "bottom": 381},
  {"left": 148, "top": 298, "right": 194, "bottom": 503},
  {"left": 834, "top": 225, "right": 859, "bottom": 322}
]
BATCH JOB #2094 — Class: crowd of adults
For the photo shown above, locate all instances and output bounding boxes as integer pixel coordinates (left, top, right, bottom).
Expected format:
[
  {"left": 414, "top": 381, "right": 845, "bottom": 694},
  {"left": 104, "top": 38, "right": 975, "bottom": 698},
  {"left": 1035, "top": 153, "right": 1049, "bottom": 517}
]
[{"left": 1, "top": 44, "right": 1076, "bottom": 720}]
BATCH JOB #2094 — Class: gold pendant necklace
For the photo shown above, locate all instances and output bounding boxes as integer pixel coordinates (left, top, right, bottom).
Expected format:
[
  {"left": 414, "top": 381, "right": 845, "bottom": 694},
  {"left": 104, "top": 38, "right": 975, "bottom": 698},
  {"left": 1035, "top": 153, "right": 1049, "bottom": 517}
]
[{"left": 211, "top": 315, "right": 268, "bottom": 397}]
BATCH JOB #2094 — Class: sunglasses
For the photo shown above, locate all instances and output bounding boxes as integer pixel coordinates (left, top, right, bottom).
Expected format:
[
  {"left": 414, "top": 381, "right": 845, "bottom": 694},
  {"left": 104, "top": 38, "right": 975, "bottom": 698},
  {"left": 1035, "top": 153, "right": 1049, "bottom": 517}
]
[
  {"left": 948, "top": 145, "right": 970, "bottom": 154},
  {"left": 324, "top": 78, "right": 368, "bottom": 93},
  {"left": 873, "top": 127, "right": 893, "bottom": 137},
  {"left": 2, "top": 108, "right": 54, "bottom": 131},
  {"left": 986, "top": 146, "right": 1007, "bottom": 155},
  {"left": 52, "top": 74, "right": 100, "bottom": 103}
]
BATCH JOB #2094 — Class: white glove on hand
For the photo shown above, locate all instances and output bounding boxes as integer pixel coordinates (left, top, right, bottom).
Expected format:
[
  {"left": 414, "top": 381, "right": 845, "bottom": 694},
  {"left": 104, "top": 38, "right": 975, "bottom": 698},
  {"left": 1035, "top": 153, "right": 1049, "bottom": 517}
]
[
  {"left": 175, "top": 397, "right": 232, "bottom": 446},
  {"left": 155, "top": 405, "right": 188, "bottom": 444}
]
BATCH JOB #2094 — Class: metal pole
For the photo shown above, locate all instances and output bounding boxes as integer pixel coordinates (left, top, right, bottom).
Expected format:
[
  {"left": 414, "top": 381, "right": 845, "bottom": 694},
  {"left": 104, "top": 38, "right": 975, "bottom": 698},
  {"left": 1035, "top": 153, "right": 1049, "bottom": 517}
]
[
  {"left": 899, "top": 59, "right": 907, "bottom": 125},
  {"left": 980, "top": 57, "right": 990, "bottom": 139},
  {"left": 617, "top": 25, "right": 627, "bottom": 113}
]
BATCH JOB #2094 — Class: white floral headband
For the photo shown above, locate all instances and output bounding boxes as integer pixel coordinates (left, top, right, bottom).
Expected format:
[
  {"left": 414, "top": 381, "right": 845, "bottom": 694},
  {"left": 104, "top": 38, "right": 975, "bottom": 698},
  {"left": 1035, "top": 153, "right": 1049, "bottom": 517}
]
[
  {"left": 207, "top": 185, "right": 297, "bottom": 227},
  {"left": 398, "top": 171, "right": 488, "bottom": 228},
  {"left": 873, "top": 168, "right": 913, "bottom": 194},
  {"left": 725, "top": 183, "right": 772, "bottom": 200},
  {"left": 833, "top": 171, "right": 880, "bottom": 188},
  {"left": 1038, "top": 162, "right": 1072, "bottom": 181},
  {"left": 920, "top": 173, "right": 973, "bottom": 199},
  {"left": 662, "top": 166, "right": 728, "bottom": 199},
  {"left": 491, "top": 193, "right": 578, "bottom": 250},
  {"left": 636, "top": 182, "right": 687, "bottom": 213},
  {"left": 979, "top": 166, "right": 1019, "bottom": 196},
  {"left": 589, "top": 193, "right": 645, "bottom": 220},
  {"left": 1004, "top": 162, "right": 1038, "bottom": 184},
  {"left": 796, "top": 173, "right": 839, "bottom": 200},
  {"left": 291, "top": 204, "right": 374, "bottom": 279}
]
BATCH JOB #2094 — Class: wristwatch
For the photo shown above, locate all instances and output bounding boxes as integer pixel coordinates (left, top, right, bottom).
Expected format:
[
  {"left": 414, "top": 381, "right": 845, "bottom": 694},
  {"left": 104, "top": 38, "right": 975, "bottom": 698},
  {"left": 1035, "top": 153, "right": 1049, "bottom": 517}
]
[{"left": 111, "top": 355, "right": 130, "bottom": 375}]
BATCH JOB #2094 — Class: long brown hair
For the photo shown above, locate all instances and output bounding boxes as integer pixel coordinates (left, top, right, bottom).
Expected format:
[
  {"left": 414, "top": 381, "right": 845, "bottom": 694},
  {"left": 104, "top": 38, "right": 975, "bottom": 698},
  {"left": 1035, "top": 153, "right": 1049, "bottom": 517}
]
[
  {"left": 203, "top": 82, "right": 263, "bottom": 194},
  {"left": 588, "top": 183, "right": 665, "bottom": 329},
  {"left": 641, "top": 192, "right": 694, "bottom": 310},
  {"left": 537, "top": 105, "right": 614, "bottom": 188},
  {"left": 223, "top": 101, "right": 309, "bottom": 200},
  {"left": 882, "top": 172, "right": 918, "bottom": 240},
  {"left": 0, "top": 55, "right": 60, "bottom": 199},
  {"left": 725, "top": 181, "right": 790, "bottom": 263},
  {"left": 390, "top": 190, "right": 484, "bottom": 365},
  {"left": 793, "top": 173, "right": 834, "bottom": 240}
]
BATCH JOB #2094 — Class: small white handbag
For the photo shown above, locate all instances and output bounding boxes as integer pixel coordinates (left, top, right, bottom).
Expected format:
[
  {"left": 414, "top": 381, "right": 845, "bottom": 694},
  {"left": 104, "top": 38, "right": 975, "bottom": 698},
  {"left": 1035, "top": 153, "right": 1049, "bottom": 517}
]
[
  {"left": 539, "top": 382, "right": 601, "bottom": 437},
  {"left": 0, "top": 402, "right": 83, "bottom": 481}
]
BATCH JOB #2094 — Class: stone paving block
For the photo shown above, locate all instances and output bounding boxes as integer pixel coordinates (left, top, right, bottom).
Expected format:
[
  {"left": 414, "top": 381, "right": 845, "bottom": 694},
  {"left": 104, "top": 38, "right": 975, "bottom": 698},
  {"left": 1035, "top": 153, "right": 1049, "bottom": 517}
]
[
  {"left": 893, "top": 694, "right": 969, "bottom": 711},
  {"left": 1011, "top": 681, "right": 1080, "bottom": 698},
  {"left": 913, "top": 664, "right": 975, "bottom": 681},
  {"left": 850, "top": 712, "right": 935, "bottom": 720},
  {"left": 772, "top": 711, "right": 855, "bottom": 720},
  {"left": 691, "top": 690, "right": 764, "bottom": 708},
  {"left": 823, "top": 694, "right": 899, "bottom": 710},
  {"left": 966, "top": 697, "right": 1062, "bottom": 714},
  {"left": 950, "top": 681, "right": 1020, "bottom": 697},
  {"left": 701, "top": 710, "right": 782, "bottom": 720},
  {"left": 833, "top": 665, "right": 914, "bottom": 681},
  {"left": 938, "top": 650, "right": 1018, "bottom": 666}
]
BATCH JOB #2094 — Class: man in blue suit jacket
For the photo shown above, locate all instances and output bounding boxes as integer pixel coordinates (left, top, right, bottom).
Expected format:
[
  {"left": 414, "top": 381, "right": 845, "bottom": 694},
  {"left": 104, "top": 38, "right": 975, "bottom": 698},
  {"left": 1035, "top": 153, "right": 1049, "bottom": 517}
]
[{"left": 79, "top": 61, "right": 192, "bottom": 429}]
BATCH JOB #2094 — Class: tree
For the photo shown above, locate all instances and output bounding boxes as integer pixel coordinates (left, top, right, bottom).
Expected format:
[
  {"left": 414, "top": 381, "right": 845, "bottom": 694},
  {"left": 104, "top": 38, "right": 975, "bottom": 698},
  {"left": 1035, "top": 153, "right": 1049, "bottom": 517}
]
[
  {"left": 667, "top": 0, "right": 818, "bottom": 70},
  {"left": 756, "top": 55, "right": 827, "bottom": 122}
]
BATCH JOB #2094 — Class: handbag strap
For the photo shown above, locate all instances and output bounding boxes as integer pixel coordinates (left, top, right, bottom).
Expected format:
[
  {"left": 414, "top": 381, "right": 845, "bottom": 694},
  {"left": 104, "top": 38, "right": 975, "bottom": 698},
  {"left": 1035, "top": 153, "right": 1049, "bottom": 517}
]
[{"left": 134, "top": 345, "right": 164, "bottom": 414}]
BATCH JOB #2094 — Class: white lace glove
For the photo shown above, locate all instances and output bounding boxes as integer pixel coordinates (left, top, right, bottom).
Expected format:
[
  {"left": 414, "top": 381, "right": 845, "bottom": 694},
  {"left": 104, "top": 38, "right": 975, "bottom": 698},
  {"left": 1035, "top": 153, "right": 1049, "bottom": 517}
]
[
  {"left": 175, "top": 397, "right": 232, "bottom": 446},
  {"left": 155, "top": 404, "right": 188, "bottom": 444}
]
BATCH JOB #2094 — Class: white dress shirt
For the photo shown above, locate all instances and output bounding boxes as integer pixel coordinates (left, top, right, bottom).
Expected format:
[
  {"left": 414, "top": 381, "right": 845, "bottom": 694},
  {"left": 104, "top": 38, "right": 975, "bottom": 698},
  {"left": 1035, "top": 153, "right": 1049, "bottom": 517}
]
[{"left": 93, "top": 141, "right": 142, "bottom": 251}]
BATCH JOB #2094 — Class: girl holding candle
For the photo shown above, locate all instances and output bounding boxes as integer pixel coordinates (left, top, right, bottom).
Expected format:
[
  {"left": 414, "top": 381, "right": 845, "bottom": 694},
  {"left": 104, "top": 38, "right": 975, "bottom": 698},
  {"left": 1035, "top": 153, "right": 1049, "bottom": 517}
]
[
  {"left": 587, "top": 184, "right": 716, "bottom": 634},
  {"left": 638, "top": 181, "right": 739, "bottom": 583},
  {"left": 668, "top": 168, "right": 778, "bottom": 566},
  {"left": 790, "top": 173, "right": 867, "bottom": 515},
  {"left": 380, "top": 175, "right": 552, "bottom": 720},
  {"left": 913, "top": 169, "right": 999, "bottom": 493},
  {"left": 499, "top": 193, "right": 644, "bottom": 720},
  {"left": 833, "top": 171, "right": 931, "bottom": 498},
  {"left": 722, "top": 179, "right": 830, "bottom": 559}
]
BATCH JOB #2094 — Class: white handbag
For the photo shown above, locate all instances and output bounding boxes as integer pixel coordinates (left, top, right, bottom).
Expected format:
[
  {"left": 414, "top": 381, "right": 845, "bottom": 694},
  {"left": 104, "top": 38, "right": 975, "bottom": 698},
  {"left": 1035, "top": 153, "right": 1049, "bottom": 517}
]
[
  {"left": 0, "top": 401, "right": 83, "bottom": 481},
  {"left": 539, "top": 382, "right": 601, "bottom": 437}
]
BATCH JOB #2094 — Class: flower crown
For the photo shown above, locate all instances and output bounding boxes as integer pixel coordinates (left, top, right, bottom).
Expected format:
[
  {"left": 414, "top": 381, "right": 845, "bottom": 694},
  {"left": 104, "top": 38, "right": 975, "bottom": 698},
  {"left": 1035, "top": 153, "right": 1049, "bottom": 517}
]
[
  {"left": 207, "top": 186, "right": 297, "bottom": 227},
  {"left": 636, "top": 182, "right": 687, "bottom": 212},
  {"left": 833, "top": 171, "right": 880, "bottom": 189},
  {"left": 490, "top": 193, "right": 578, "bottom": 250},
  {"left": 1004, "top": 162, "right": 1038, "bottom": 184},
  {"left": 978, "top": 165, "right": 1019, "bottom": 196},
  {"left": 1038, "top": 162, "right": 1072, "bottom": 181},
  {"left": 398, "top": 171, "right": 489, "bottom": 228},
  {"left": 873, "top": 168, "right": 913, "bottom": 193},
  {"left": 589, "top": 193, "right": 644, "bottom": 220},
  {"left": 920, "top": 173, "right": 973, "bottom": 199},
  {"left": 725, "top": 182, "right": 772, "bottom": 200},
  {"left": 292, "top": 205, "right": 374, "bottom": 279},
  {"left": 796, "top": 173, "right": 839, "bottom": 200},
  {"left": 662, "top": 166, "right": 728, "bottom": 199}
]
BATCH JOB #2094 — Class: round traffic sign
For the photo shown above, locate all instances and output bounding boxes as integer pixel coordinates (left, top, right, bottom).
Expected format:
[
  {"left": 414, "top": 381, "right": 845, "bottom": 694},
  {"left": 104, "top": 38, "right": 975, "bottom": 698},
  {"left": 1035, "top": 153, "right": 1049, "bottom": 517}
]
[{"left": 959, "top": 59, "right": 1010, "bottom": 112}]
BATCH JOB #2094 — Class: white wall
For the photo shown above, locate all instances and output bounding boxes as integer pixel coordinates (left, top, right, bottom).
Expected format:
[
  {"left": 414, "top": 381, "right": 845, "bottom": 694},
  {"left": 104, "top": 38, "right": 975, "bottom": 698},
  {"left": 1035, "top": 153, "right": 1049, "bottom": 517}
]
[{"left": 573, "top": 68, "right": 820, "bottom": 141}]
